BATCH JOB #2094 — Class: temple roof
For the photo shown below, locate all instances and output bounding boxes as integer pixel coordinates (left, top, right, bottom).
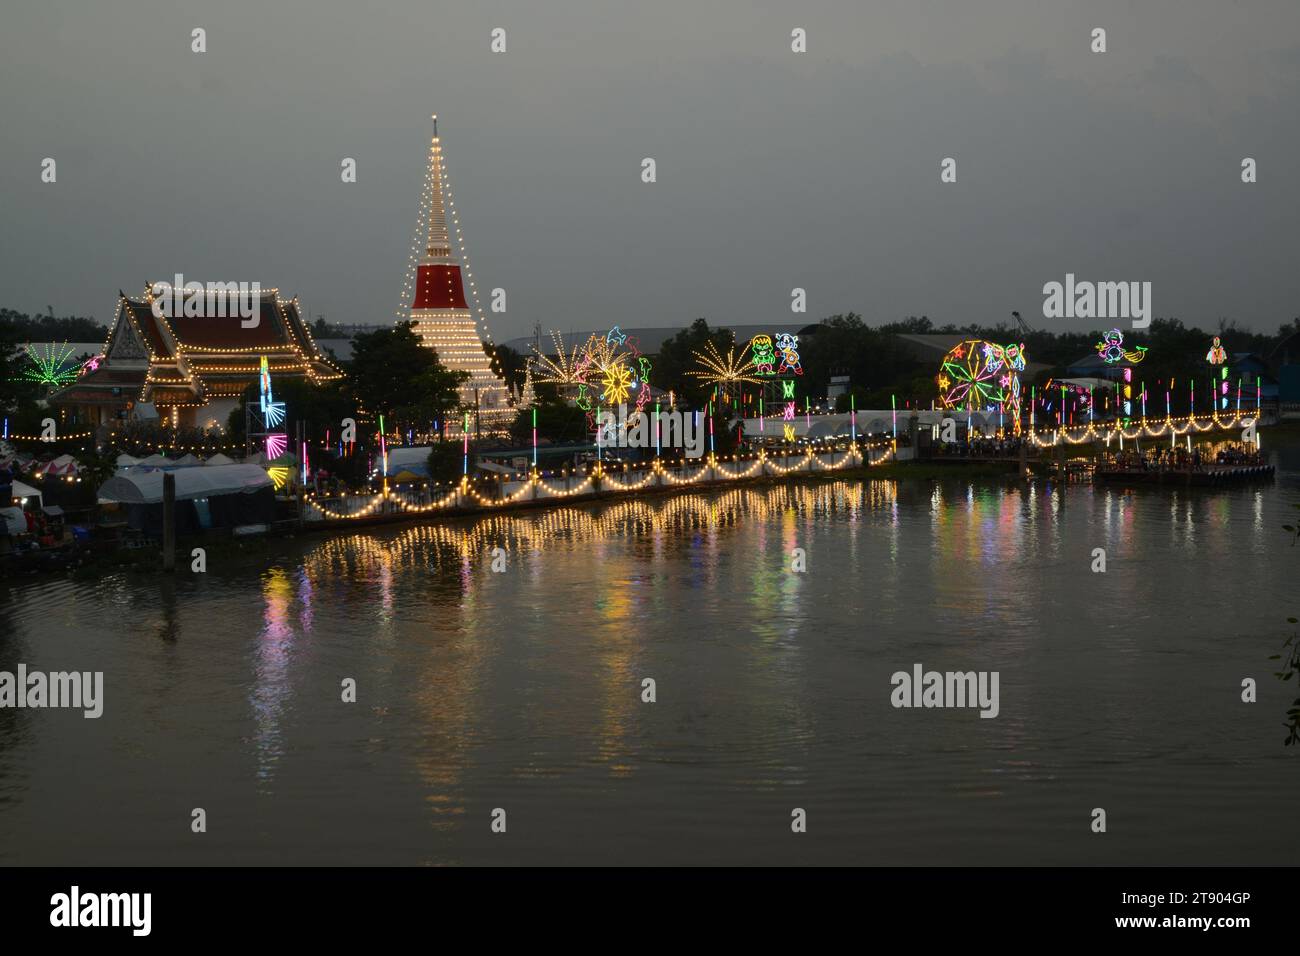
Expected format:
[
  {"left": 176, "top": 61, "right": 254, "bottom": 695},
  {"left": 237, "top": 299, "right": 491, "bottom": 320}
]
[{"left": 50, "top": 286, "right": 342, "bottom": 410}]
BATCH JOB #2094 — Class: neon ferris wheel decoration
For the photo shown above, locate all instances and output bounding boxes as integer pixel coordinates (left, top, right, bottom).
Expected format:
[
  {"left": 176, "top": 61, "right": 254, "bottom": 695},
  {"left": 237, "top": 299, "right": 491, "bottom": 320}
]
[{"left": 936, "top": 339, "right": 1026, "bottom": 425}]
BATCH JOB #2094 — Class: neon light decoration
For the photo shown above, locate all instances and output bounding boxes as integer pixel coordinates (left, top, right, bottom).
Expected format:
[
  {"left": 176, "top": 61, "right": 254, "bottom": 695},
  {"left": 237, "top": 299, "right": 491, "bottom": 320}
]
[
  {"left": 253, "top": 354, "right": 290, "bottom": 476},
  {"left": 266, "top": 466, "right": 291, "bottom": 490},
  {"left": 936, "top": 339, "right": 1026, "bottom": 430},
  {"left": 20, "top": 342, "right": 80, "bottom": 388},
  {"left": 530, "top": 331, "right": 585, "bottom": 389},
  {"left": 688, "top": 340, "right": 761, "bottom": 396},
  {"left": 782, "top": 379, "right": 796, "bottom": 399},
  {"left": 259, "top": 356, "right": 286, "bottom": 427},
  {"left": 533, "top": 328, "right": 653, "bottom": 436},
  {"left": 265, "top": 432, "right": 288, "bottom": 459},
  {"left": 1096, "top": 328, "right": 1148, "bottom": 365},
  {"left": 775, "top": 333, "right": 803, "bottom": 375},
  {"left": 1206, "top": 336, "right": 1227, "bottom": 365},
  {"left": 601, "top": 363, "right": 634, "bottom": 404},
  {"left": 749, "top": 335, "right": 777, "bottom": 375}
]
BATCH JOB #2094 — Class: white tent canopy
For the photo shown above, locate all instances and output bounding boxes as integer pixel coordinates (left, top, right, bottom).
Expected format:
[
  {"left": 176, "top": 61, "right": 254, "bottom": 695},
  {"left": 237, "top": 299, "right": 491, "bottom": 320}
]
[
  {"left": 115, "top": 453, "right": 142, "bottom": 467},
  {"left": 204, "top": 453, "right": 235, "bottom": 466},
  {"left": 97, "top": 464, "right": 271, "bottom": 504},
  {"left": 10, "top": 479, "right": 42, "bottom": 505}
]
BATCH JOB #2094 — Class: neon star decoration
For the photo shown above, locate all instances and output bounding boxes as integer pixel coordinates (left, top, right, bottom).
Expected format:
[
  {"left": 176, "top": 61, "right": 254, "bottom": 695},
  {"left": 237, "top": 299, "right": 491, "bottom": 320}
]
[
  {"left": 20, "top": 342, "right": 80, "bottom": 388},
  {"left": 601, "top": 363, "right": 634, "bottom": 404},
  {"left": 1096, "top": 328, "right": 1148, "bottom": 365}
]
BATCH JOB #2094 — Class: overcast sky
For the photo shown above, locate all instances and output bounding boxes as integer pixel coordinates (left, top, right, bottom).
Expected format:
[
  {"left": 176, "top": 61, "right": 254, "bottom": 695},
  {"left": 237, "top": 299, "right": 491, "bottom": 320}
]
[{"left": 2, "top": 0, "right": 1298, "bottom": 339}]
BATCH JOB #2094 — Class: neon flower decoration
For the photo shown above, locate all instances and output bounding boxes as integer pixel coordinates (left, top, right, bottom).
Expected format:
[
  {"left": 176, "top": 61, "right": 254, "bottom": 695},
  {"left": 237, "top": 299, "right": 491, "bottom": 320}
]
[
  {"left": 749, "top": 334, "right": 777, "bottom": 375},
  {"left": 775, "top": 332, "right": 803, "bottom": 375},
  {"left": 80, "top": 355, "right": 102, "bottom": 375},
  {"left": 1096, "top": 328, "right": 1148, "bottom": 365},
  {"left": 20, "top": 342, "right": 80, "bottom": 388},
  {"left": 530, "top": 331, "right": 585, "bottom": 389},
  {"left": 1206, "top": 336, "right": 1227, "bottom": 365},
  {"left": 688, "top": 340, "right": 761, "bottom": 397},
  {"left": 936, "top": 339, "right": 1027, "bottom": 429}
]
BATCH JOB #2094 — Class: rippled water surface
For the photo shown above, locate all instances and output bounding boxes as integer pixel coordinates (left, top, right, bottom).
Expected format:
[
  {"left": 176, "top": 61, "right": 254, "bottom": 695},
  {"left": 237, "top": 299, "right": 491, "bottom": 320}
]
[{"left": 2, "top": 437, "right": 1298, "bottom": 865}]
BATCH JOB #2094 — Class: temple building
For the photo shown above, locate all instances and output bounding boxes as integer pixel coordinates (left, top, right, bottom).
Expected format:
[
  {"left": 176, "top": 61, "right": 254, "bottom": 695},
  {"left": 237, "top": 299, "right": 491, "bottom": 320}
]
[
  {"left": 403, "top": 116, "right": 512, "bottom": 430},
  {"left": 49, "top": 286, "right": 342, "bottom": 430}
]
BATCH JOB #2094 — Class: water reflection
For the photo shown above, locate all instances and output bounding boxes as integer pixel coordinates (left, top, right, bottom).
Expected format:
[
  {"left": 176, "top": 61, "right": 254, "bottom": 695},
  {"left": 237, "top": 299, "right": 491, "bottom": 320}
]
[
  {"left": 3, "top": 458, "right": 1295, "bottom": 864},
  {"left": 251, "top": 568, "right": 296, "bottom": 784}
]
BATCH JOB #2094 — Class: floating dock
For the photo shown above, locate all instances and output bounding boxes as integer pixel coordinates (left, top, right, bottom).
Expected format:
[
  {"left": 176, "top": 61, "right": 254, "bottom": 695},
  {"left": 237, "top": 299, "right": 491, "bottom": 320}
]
[{"left": 1095, "top": 463, "right": 1274, "bottom": 486}]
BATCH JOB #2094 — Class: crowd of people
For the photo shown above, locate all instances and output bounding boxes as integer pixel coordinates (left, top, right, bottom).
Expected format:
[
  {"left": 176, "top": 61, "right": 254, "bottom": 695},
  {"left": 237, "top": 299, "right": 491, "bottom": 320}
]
[{"left": 933, "top": 436, "right": 1024, "bottom": 458}]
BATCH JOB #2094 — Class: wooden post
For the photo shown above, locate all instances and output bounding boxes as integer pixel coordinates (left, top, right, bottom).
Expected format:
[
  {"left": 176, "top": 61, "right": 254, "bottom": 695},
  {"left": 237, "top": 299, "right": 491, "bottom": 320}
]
[{"left": 162, "top": 471, "right": 176, "bottom": 572}]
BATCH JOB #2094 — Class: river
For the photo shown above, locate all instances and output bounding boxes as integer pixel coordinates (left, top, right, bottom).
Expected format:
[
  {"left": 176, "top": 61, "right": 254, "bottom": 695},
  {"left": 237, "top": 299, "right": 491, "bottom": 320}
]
[{"left": 2, "top": 435, "right": 1297, "bottom": 865}]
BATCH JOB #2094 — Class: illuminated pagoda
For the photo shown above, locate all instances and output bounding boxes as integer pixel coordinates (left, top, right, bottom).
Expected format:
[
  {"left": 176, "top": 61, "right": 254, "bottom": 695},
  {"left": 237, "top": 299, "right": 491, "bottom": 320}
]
[
  {"left": 50, "top": 286, "right": 342, "bottom": 430},
  {"left": 399, "top": 115, "right": 511, "bottom": 431}
]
